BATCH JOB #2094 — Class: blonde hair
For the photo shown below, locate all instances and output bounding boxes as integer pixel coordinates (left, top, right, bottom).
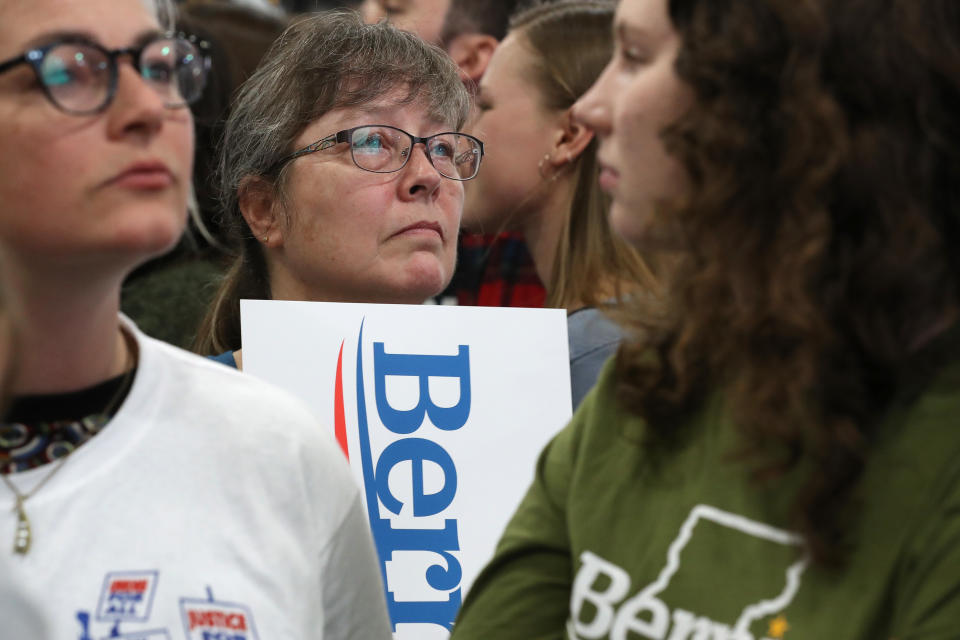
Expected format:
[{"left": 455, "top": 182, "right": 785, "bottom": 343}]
[{"left": 511, "top": 0, "right": 656, "bottom": 309}]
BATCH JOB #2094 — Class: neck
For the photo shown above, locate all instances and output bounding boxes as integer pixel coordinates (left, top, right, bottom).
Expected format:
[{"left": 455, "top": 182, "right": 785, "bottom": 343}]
[
  {"left": 523, "top": 174, "right": 619, "bottom": 311},
  {"left": 267, "top": 266, "right": 313, "bottom": 303},
  {"left": 267, "top": 258, "right": 428, "bottom": 305},
  {"left": 522, "top": 175, "right": 639, "bottom": 312},
  {"left": 521, "top": 175, "right": 575, "bottom": 303},
  {"left": 4, "top": 265, "right": 129, "bottom": 395}
]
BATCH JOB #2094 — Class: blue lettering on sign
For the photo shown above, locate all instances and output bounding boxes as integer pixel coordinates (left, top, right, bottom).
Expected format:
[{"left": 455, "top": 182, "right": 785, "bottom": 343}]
[
  {"left": 373, "top": 344, "right": 471, "bottom": 434},
  {"left": 374, "top": 438, "right": 458, "bottom": 517},
  {"left": 354, "top": 321, "right": 471, "bottom": 631},
  {"left": 106, "top": 592, "right": 144, "bottom": 616}
]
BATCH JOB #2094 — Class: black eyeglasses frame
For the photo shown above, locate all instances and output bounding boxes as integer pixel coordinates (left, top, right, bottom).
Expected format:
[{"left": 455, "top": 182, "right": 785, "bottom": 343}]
[
  {"left": 270, "top": 124, "right": 485, "bottom": 181},
  {"left": 0, "top": 32, "right": 211, "bottom": 116}
]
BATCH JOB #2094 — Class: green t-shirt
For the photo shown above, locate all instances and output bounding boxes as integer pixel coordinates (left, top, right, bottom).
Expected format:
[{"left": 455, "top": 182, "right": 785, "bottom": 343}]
[{"left": 452, "top": 356, "right": 960, "bottom": 640}]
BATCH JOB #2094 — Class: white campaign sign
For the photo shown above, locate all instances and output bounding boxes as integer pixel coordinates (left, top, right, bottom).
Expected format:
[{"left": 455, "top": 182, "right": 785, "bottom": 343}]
[{"left": 240, "top": 300, "right": 573, "bottom": 639}]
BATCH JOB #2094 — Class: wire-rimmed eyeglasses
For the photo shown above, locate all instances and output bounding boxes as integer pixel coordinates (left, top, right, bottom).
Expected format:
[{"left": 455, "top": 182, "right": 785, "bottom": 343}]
[
  {"left": 0, "top": 32, "right": 210, "bottom": 115},
  {"left": 271, "top": 124, "right": 485, "bottom": 181}
]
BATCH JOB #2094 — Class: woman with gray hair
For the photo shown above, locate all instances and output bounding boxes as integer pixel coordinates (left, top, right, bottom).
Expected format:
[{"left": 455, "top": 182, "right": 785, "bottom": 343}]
[{"left": 195, "top": 10, "right": 480, "bottom": 366}]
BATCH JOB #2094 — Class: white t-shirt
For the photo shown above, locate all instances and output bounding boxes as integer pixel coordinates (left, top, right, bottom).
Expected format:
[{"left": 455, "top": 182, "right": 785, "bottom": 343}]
[
  {"left": 0, "top": 551, "right": 48, "bottom": 640},
  {"left": 0, "top": 320, "right": 392, "bottom": 640}
]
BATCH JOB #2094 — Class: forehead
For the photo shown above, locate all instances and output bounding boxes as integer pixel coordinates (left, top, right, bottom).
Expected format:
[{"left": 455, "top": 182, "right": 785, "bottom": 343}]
[
  {"left": 614, "top": 0, "right": 674, "bottom": 39},
  {"left": 299, "top": 93, "right": 453, "bottom": 143},
  {"left": 387, "top": 0, "right": 448, "bottom": 13},
  {"left": 482, "top": 33, "right": 535, "bottom": 90},
  {"left": 0, "top": 0, "right": 159, "bottom": 57}
]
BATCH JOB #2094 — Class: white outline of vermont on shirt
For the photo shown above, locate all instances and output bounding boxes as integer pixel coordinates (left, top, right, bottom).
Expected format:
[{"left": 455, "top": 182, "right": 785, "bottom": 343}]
[{"left": 568, "top": 504, "right": 811, "bottom": 640}]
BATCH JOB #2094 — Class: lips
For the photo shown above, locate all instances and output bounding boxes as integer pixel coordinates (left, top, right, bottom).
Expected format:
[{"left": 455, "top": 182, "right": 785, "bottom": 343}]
[
  {"left": 106, "top": 160, "right": 175, "bottom": 190},
  {"left": 394, "top": 220, "right": 444, "bottom": 242},
  {"left": 597, "top": 160, "right": 620, "bottom": 192}
]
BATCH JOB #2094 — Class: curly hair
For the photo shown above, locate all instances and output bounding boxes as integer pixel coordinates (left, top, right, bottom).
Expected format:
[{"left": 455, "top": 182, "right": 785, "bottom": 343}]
[{"left": 616, "top": 0, "right": 960, "bottom": 565}]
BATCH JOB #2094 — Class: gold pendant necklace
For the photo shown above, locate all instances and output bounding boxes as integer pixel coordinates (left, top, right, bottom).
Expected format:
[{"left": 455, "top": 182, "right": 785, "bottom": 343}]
[
  {"left": 1, "top": 327, "right": 135, "bottom": 555},
  {"left": 2, "top": 460, "right": 67, "bottom": 554},
  {"left": 13, "top": 496, "right": 29, "bottom": 553}
]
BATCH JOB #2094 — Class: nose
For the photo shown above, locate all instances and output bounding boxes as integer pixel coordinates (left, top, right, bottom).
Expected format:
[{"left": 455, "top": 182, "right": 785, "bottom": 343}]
[
  {"left": 104, "top": 60, "right": 168, "bottom": 141},
  {"left": 397, "top": 143, "right": 444, "bottom": 201},
  {"left": 572, "top": 63, "right": 614, "bottom": 138}
]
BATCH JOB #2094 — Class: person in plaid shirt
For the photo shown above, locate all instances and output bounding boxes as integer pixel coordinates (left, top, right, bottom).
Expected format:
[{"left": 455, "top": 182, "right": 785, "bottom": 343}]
[{"left": 441, "top": 0, "right": 547, "bottom": 307}]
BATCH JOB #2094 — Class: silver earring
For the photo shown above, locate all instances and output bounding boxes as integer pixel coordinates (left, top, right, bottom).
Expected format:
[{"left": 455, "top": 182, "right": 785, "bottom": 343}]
[{"left": 537, "top": 153, "right": 552, "bottom": 180}]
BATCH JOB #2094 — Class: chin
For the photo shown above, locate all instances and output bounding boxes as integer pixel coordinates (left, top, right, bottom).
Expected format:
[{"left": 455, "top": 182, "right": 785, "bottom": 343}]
[
  {"left": 394, "top": 276, "right": 447, "bottom": 304},
  {"left": 611, "top": 201, "right": 685, "bottom": 254},
  {"left": 113, "top": 205, "right": 187, "bottom": 259},
  {"left": 390, "top": 255, "right": 451, "bottom": 303},
  {"left": 609, "top": 202, "right": 648, "bottom": 247}
]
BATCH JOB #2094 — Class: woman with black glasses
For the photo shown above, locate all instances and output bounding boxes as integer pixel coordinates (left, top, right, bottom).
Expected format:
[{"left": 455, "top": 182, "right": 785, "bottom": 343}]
[
  {"left": 0, "top": 1, "right": 391, "bottom": 637},
  {"left": 193, "top": 10, "right": 478, "bottom": 367}
]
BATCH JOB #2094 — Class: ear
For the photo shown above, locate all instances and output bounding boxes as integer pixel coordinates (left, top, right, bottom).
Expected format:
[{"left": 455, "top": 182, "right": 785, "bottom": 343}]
[
  {"left": 547, "top": 107, "right": 596, "bottom": 170},
  {"left": 238, "top": 175, "right": 284, "bottom": 249},
  {"left": 446, "top": 33, "right": 499, "bottom": 85}
]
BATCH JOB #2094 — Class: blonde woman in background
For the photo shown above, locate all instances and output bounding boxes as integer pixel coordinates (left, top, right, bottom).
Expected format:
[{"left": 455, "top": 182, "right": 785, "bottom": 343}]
[{"left": 463, "top": 0, "right": 655, "bottom": 408}]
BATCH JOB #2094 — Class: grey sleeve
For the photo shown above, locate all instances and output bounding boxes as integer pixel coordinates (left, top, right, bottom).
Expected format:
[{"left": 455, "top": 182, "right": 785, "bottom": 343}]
[{"left": 568, "top": 309, "right": 624, "bottom": 410}]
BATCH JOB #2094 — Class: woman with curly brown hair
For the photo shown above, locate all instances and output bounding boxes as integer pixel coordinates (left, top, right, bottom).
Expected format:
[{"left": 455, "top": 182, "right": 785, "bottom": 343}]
[{"left": 450, "top": 0, "right": 960, "bottom": 638}]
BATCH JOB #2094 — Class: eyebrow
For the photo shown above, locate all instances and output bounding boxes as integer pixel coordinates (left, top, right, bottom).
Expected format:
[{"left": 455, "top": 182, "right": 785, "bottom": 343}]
[
  {"left": 354, "top": 99, "right": 434, "bottom": 118},
  {"left": 21, "top": 28, "right": 164, "bottom": 51},
  {"left": 352, "top": 104, "right": 404, "bottom": 122},
  {"left": 615, "top": 22, "right": 653, "bottom": 44}
]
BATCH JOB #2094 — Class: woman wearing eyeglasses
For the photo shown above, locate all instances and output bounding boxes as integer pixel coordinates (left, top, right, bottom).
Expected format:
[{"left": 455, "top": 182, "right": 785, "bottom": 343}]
[
  {"left": 193, "top": 11, "right": 477, "bottom": 366},
  {"left": 0, "top": 1, "right": 391, "bottom": 637}
]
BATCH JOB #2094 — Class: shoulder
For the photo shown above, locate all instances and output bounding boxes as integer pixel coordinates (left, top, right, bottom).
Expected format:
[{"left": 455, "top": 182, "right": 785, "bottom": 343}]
[
  {"left": 877, "top": 355, "right": 960, "bottom": 507},
  {"left": 877, "top": 355, "right": 960, "bottom": 476},
  {"left": 555, "top": 358, "right": 643, "bottom": 466},
  {"left": 567, "top": 308, "right": 625, "bottom": 362},
  {"left": 207, "top": 350, "right": 239, "bottom": 368},
  {"left": 140, "top": 332, "right": 306, "bottom": 412},
  {"left": 128, "top": 322, "right": 361, "bottom": 524},
  {"left": 567, "top": 309, "right": 626, "bottom": 408},
  {"left": 127, "top": 320, "right": 342, "bottom": 461},
  {"left": 877, "top": 357, "right": 960, "bottom": 632}
]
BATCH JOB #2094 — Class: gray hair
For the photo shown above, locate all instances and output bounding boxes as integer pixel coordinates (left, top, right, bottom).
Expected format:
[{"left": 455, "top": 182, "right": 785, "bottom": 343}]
[
  {"left": 219, "top": 9, "right": 470, "bottom": 229},
  {"left": 194, "top": 9, "right": 470, "bottom": 355}
]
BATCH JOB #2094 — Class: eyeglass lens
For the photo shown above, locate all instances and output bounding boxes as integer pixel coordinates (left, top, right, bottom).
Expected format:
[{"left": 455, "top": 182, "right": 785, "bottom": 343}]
[
  {"left": 350, "top": 126, "right": 482, "bottom": 180},
  {"left": 38, "top": 38, "right": 205, "bottom": 114}
]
